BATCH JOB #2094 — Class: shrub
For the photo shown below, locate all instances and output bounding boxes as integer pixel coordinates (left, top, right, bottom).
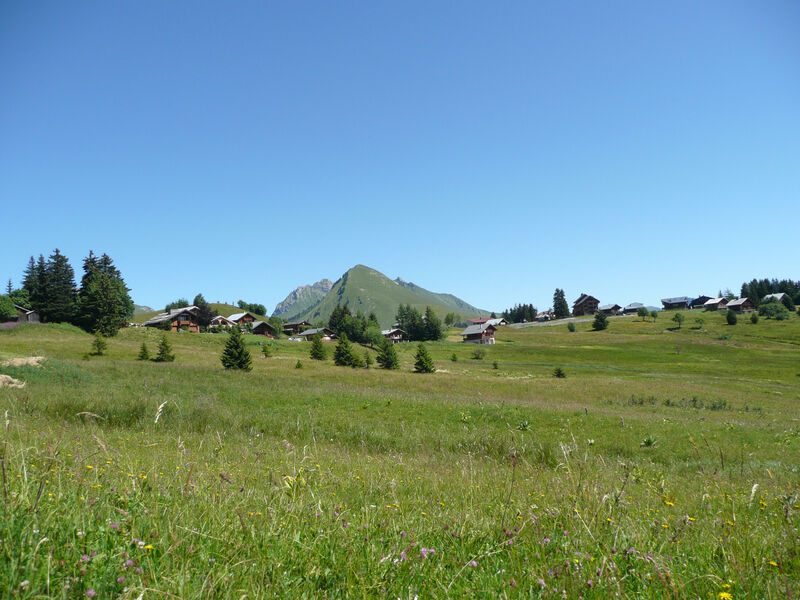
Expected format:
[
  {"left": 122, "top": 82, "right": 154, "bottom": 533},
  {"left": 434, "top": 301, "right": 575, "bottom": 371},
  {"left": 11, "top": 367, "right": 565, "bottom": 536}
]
[
  {"left": 636, "top": 306, "right": 649, "bottom": 320},
  {"left": 295, "top": 359, "right": 303, "bottom": 369},
  {"left": 759, "top": 301, "right": 790, "bottom": 321},
  {"left": 592, "top": 312, "right": 608, "bottom": 331},
  {"left": 413, "top": 343, "right": 436, "bottom": 373},
  {"left": 261, "top": 343, "right": 272, "bottom": 358},
  {"left": 450, "top": 353, "right": 458, "bottom": 362},
  {"left": 567, "top": 322, "right": 576, "bottom": 332},
  {"left": 154, "top": 335, "right": 175, "bottom": 362},
  {"left": 492, "top": 361, "right": 499, "bottom": 370},
  {"left": 671, "top": 312, "right": 684, "bottom": 329},
  {"left": 553, "top": 367, "right": 566, "bottom": 378},
  {"left": 309, "top": 335, "right": 327, "bottom": 360},
  {"left": 221, "top": 326, "right": 253, "bottom": 371},
  {"left": 471, "top": 348, "right": 486, "bottom": 360},
  {"left": 640, "top": 435, "right": 657, "bottom": 448},
  {"left": 726, "top": 309, "right": 737, "bottom": 325},
  {"left": 137, "top": 342, "right": 150, "bottom": 361},
  {"left": 0, "top": 295, "right": 15, "bottom": 321},
  {"left": 650, "top": 310, "right": 658, "bottom": 322},
  {"left": 750, "top": 313, "right": 759, "bottom": 324},
  {"left": 364, "top": 351, "right": 373, "bottom": 368},
  {"left": 694, "top": 317, "right": 704, "bottom": 329},
  {"left": 376, "top": 338, "right": 399, "bottom": 370},
  {"left": 90, "top": 332, "right": 107, "bottom": 356}
]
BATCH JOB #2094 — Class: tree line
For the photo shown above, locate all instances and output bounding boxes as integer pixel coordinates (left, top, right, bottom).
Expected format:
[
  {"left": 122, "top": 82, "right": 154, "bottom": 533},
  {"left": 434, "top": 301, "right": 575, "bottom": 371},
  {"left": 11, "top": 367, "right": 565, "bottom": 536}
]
[
  {"left": 740, "top": 278, "right": 798, "bottom": 309},
  {"left": 502, "top": 303, "right": 537, "bottom": 323}
]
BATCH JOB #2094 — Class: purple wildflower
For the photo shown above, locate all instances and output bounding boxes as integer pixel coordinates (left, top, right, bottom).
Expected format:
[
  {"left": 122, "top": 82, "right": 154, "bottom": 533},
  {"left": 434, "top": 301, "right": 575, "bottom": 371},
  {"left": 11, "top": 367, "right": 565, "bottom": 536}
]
[
  {"left": 110, "top": 522, "right": 120, "bottom": 531},
  {"left": 420, "top": 547, "right": 436, "bottom": 559},
  {"left": 117, "top": 576, "right": 126, "bottom": 584},
  {"left": 86, "top": 590, "right": 97, "bottom": 598},
  {"left": 542, "top": 536, "right": 551, "bottom": 545},
  {"left": 537, "top": 578, "right": 546, "bottom": 588},
  {"left": 468, "top": 560, "right": 478, "bottom": 568},
  {"left": 124, "top": 559, "right": 135, "bottom": 568},
  {"left": 134, "top": 567, "right": 144, "bottom": 575},
  {"left": 80, "top": 554, "right": 90, "bottom": 562}
]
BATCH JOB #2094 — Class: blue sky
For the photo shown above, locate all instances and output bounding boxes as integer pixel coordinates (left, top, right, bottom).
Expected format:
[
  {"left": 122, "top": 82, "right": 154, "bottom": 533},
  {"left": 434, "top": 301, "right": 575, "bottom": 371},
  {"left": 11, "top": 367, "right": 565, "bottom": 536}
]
[{"left": 1, "top": 1, "right": 799, "bottom": 313}]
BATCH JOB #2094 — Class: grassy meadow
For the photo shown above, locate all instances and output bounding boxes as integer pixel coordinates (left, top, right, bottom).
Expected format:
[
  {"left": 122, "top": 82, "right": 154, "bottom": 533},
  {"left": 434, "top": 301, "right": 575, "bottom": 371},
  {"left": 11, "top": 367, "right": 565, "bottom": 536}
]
[{"left": 1, "top": 312, "right": 799, "bottom": 598}]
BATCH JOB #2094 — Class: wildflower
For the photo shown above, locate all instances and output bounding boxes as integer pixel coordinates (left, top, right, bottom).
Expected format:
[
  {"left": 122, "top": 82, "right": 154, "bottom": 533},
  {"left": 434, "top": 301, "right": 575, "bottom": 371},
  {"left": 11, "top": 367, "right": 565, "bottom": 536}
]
[
  {"left": 768, "top": 560, "right": 778, "bottom": 567},
  {"left": 110, "top": 522, "right": 120, "bottom": 531},
  {"left": 117, "top": 576, "right": 126, "bottom": 584},
  {"left": 85, "top": 465, "right": 94, "bottom": 470},
  {"left": 542, "top": 536, "right": 551, "bottom": 545},
  {"left": 144, "top": 544, "right": 154, "bottom": 550},
  {"left": 400, "top": 550, "right": 407, "bottom": 562},
  {"left": 509, "top": 578, "right": 517, "bottom": 588},
  {"left": 124, "top": 559, "right": 135, "bottom": 568},
  {"left": 537, "top": 578, "right": 546, "bottom": 588},
  {"left": 19, "top": 581, "right": 30, "bottom": 589},
  {"left": 468, "top": 560, "right": 478, "bottom": 568},
  {"left": 718, "top": 593, "right": 733, "bottom": 600},
  {"left": 86, "top": 590, "right": 97, "bottom": 598},
  {"left": 420, "top": 547, "right": 436, "bottom": 559},
  {"left": 81, "top": 554, "right": 90, "bottom": 562},
  {"left": 662, "top": 523, "right": 669, "bottom": 529}
]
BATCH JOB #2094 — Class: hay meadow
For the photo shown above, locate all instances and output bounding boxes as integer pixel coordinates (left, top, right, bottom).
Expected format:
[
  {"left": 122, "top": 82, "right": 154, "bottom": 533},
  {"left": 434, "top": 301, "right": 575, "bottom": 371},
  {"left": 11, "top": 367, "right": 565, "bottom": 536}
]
[{"left": 1, "top": 313, "right": 799, "bottom": 598}]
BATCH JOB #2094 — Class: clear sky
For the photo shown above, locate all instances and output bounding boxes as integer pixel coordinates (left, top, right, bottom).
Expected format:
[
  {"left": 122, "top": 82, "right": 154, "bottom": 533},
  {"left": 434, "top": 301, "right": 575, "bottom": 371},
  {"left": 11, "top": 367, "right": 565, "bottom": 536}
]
[{"left": 2, "top": 1, "right": 799, "bottom": 313}]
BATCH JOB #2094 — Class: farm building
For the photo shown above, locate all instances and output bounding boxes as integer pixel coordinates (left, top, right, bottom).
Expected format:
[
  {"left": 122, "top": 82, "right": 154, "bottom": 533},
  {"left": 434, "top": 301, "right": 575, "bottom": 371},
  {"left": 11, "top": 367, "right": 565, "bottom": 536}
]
[
  {"left": 690, "top": 295, "right": 713, "bottom": 309},
  {"left": 726, "top": 298, "right": 754, "bottom": 312},
  {"left": 703, "top": 297, "right": 728, "bottom": 311},
  {"left": 13, "top": 304, "right": 39, "bottom": 323},
  {"left": 381, "top": 328, "right": 407, "bottom": 343},
  {"left": 599, "top": 304, "right": 622, "bottom": 316},
  {"left": 144, "top": 306, "right": 200, "bottom": 332},
  {"left": 460, "top": 323, "right": 497, "bottom": 345},
  {"left": 536, "top": 310, "right": 554, "bottom": 322},
  {"left": 572, "top": 294, "right": 600, "bottom": 316},
  {"left": 209, "top": 315, "right": 234, "bottom": 328},
  {"left": 296, "top": 327, "right": 336, "bottom": 341},
  {"left": 251, "top": 321, "right": 277, "bottom": 337},
  {"left": 661, "top": 297, "right": 691, "bottom": 310},
  {"left": 762, "top": 293, "right": 790, "bottom": 307},
  {"left": 468, "top": 317, "right": 507, "bottom": 326},
  {"left": 283, "top": 320, "right": 313, "bottom": 335},
  {"left": 227, "top": 312, "right": 258, "bottom": 326},
  {"left": 623, "top": 302, "right": 645, "bottom": 315}
]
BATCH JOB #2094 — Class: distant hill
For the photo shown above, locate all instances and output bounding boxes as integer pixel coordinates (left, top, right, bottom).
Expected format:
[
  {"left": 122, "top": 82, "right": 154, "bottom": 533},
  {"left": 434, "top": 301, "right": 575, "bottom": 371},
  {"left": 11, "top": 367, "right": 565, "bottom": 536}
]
[
  {"left": 292, "top": 264, "right": 488, "bottom": 328},
  {"left": 272, "top": 279, "right": 333, "bottom": 321},
  {"left": 133, "top": 304, "right": 153, "bottom": 315}
]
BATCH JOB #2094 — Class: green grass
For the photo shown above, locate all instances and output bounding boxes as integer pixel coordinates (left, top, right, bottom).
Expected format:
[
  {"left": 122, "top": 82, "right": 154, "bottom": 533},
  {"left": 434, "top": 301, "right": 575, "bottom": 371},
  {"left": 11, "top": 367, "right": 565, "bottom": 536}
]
[{"left": 1, "top": 312, "right": 799, "bottom": 597}]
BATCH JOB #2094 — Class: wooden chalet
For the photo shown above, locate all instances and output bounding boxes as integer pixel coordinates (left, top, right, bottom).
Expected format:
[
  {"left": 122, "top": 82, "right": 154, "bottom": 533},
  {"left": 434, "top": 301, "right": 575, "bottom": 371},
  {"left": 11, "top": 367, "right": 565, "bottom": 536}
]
[
  {"left": 762, "top": 293, "right": 789, "bottom": 305},
  {"left": 691, "top": 295, "right": 713, "bottom": 309},
  {"left": 251, "top": 321, "right": 277, "bottom": 337},
  {"left": 283, "top": 320, "right": 312, "bottom": 335},
  {"left": 227, "top": 312, "right": 258, "bottom": 326},
  {"left": 143, "top": 306, "right": 200, "bottom": 332},
  {"left": 469, "top": 317, "right": 508, "bottom": 327},
  {"left": 536, "top": 310, "right": 554, "bottom": 322},
  {"left": 702, "top": 297, "right": 728, "bottom": 311},
  {"left": 296, "top": 327, "right": 336, "bottom": 341},
  {"left": 381, "top": 328, "right": 407, "bottom": 343},
  {"left": 598, "top": 303, "right": 622, "bottom": 316},
  {"left": 660, "top": 297, "right": 691, "bottom": 310},
  {"left": 460, "top": 323, "right": 496, "bottom": 345},
  {"left": 726, "top": 297, "right": 754, "bottom": 312},
  {"left": 209, "top": 315, "right": 234, "bottom": 328},
  {"left": 623, "top": 302, "right": 644, "bottom": 315},
  {"left": 572, "top": 293, "right": 600, "bottom": 316},
  {"left": 13, "top": 304, "right": 39, "bottom": 323}
]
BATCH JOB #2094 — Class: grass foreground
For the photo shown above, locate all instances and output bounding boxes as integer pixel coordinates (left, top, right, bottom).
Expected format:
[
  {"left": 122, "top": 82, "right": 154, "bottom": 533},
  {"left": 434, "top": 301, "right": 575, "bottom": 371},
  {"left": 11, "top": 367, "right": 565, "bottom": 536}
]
[{"left": 1, "top": 312, "right": 799, "bottom": 598}]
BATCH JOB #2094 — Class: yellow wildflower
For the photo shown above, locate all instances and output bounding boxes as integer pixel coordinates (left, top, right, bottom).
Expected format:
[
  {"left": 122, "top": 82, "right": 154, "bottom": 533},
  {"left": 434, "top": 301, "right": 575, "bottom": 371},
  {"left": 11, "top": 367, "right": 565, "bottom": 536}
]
[
  {"left": 718, "top": 592, "right": 733, "bottom": 600},
  {"left": 768, "top": 560, "right": 778, "bottom": 567}
]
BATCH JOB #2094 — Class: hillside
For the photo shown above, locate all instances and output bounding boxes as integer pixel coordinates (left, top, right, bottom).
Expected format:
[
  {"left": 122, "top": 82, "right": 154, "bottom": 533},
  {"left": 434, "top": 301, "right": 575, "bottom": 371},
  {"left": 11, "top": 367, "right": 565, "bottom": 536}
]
[
  {"left": 272, "top": 279, "right": 333, "bottom": 321},
  {"left": 132, "top": 303, "right": 269, "bottom": 324},
  {"left": 294, "top": 264, "right": 488, "bottom": 327}
]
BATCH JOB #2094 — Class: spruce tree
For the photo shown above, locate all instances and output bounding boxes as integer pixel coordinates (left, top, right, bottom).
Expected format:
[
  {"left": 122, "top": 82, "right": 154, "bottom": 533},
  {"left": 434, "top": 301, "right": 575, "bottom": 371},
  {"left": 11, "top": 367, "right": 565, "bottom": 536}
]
[
  {"left": 423, "top": 306, "right": 443, "bottom": 341},
  {"left": 137, "top": 341, "right": 150, "bottom": 361},
  {"left": 376, "top": 338, "right": 399, "bottom": 370},
  {"left": 77, "top": 252, "right": 134, "bottom": 336},
  {"left": 413, "top": 343, "right": 435, "bottom": 373},
  {"left": 333, "top": 333, "right": 359, "bottom": 367},
  {"left": 553, "top": 289, "right": 570, "bottom": 319},
  {"left": 221, "top": 326, "right": 253, "bottom": 370},
  {"left": 40, "top": 249, "right": 78, "bottom": 323},
  {"left": 193, "top": 293, "right": 218, "bottom": 328},
  {"left": 90, "top": 332, "right": 107, "bottom": 356},
  {"left": 309, "top": 335, "right": 327, "bottom": 360},
  {"left": 592, "top": 312, "right": 608, "bottom": 331},
  {"left": 154, "top": 335, "right": 175, "bottom": 362}
]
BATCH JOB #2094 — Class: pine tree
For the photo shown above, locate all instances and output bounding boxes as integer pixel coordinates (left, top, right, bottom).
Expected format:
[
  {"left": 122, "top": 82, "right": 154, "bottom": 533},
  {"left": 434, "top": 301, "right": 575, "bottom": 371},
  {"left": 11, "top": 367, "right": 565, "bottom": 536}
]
[
  {"left": 553, "top": 289, "right": 570, "bottom": 319},
  {"left": 90, "top": 332, "right": 107, "bottom": 356},
  {"left": 413, "top": 343, "right": 435, "bottom": 373},
  {"left": 309, "top": 335, "right": 327, "bottom": 360},
  {"left": 376, "top": 337, "right": 399, "bottom": 369},
  {"left": 220, "top": 326, "right": 253, "bottom": 371},
  {"left": 40, "top": 249, "right": 77, "bottom": 323},
  {"left": 193, "top": 293, "right": 218, "bottom": 328},
  {"left": 77, "top": 252, "right": 134, "bottom": 336},
  {"left": 5, "top": 279, "right": 12, "bottom": 295},
  {"left": 137, "top": 342, "right": 150, "bottom": 361},
  {"left": 592, "top": 312, "right": 608, "bottom": 331},
  {"left": 154, "top": 335, "right": 175, "bottom": 362},
  {"left": 333, "top": 333, "right": 361, "bottom": 367},
  {"left": 423, "top": 306, "right": 443, "bottom": 341}
]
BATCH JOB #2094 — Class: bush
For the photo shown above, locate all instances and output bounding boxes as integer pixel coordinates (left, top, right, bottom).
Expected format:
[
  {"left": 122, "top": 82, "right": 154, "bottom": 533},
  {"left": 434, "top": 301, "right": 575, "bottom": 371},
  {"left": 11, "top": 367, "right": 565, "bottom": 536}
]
[
  {"left": 553, "top": 367, "right": 566, "bottom": 378},
  {"left": 90, "top": 332, "right": 107, "bottom": 356},
  {"left": 636, "top": 306, "right": 650, "bottom": 320},
  {"left": 261, "top": 343, "right": 272, "bottom": 358},
  {"left": 750, "top": 313, "right": 759, "bottom": 324},
  {"left": 471, "top": 348, "right": 486, "bottom": 360},
  {"left": 0, "top": 295, "right": 16, "bottom": 321},
  {"left": 671, "top": 312, "right": 684, "bottom": 329},
  {"left": 592, "top": 312, "right": 608, "bottom": 331},
  {"left": 154, "top": 335, "right": 175, "bottom": 362},
  {"left": 295, "top": 359, "right": 303, "bottom": 369},
  {"left": 694, "top": 317, "right": 704, "bottom": 329},
  {"left": 567, "top": 322, "right": 576, "bottom": 332},
  {"left": 759, "top": 301, "right": 790, "bottom": 321},
  {"left": 221, "top": 326, "right": 253, "bottom": 371},
  {"left": 450, "top": 353, "right": 458, "bottom": 362},
  {"left": 726, "top": 309, "right": 737, "bottom": 326},
  {"left": 137, "top": 342, "right": 150, "bottom": 361},
  {"left": 364, "top": 351, "right": 373, "bottom": 368},
  {"left": 413, "top": 343, "right": 436, "bottom": 373}
]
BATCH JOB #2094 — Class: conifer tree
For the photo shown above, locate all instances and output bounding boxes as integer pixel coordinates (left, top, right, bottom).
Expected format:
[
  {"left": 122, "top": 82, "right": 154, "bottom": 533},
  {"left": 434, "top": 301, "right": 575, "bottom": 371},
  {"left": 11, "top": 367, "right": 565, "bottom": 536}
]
[
  {"left": 221, "top": 326, "right": 252, "bottom": 370},
  {"left": 90, "top": 332, "right": 107, "bottom": 356},
  {"left": 39, "top": 249, "right": 78, "bottom": 323},
  {"left": 333, "top": 333, "right": 360, "bottom": 367},
  {"left": 309, "top": 335, "right": 327, "bottom": 360},
  {"left": 376, "top": 338, "right": 399, "bottom": 370},
  {"left": 137, "top": 341, "right": 150, "bottom": 361},
  {"left": 553, "top": 289, "right": 570, "bottom": 320},
  {"left": 424, "top": 306, "right": 443, "bottom": 341},
  {"left": 413, "top": 343, "right": 435, "bottom": 373},
  {"left": 77, "top": 252, "right": 134, "bottom": 336},
  {"left": 592, "top": 311, "right": 608, "bottom": 331},
  {"left": 193, "top": 293, "right": 218, "bottom": 328},
  {"left": 154, "top": 335, "right": 175, "bottom": 362}
]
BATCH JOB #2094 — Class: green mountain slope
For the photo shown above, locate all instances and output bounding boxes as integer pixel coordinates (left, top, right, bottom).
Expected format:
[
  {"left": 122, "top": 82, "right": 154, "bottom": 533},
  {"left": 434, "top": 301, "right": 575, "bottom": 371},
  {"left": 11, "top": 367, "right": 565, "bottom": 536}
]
[
  {"left": 294, "top": 265, "right": 488, "bottom": 327},
  {"left": 271, "top": 279, "right": 333, "bottom": 321}
]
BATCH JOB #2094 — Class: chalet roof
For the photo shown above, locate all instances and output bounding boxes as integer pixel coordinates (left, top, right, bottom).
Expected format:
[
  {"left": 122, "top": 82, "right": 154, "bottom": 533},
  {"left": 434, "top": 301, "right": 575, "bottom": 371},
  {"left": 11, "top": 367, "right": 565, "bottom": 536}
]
[
  {"left": 703, "top": 297, "right": 726, "bottom": 306},
  {"left": 251, "top": 321, "right": 277, "bottom": 333},
  {"left": 381, "top": 328, "right": 407, "bottom": 336},
  {"left": 727, "top": 298, "right": 751, "bottom": 307},
  {"left": 762, "top": 293, "right": 787, "bottom": 302},
  {"left": 661, "top": 297, "right": 691, "bottom": 304},
  {"left": 624, "top": 302, "right": 644, "bottom": 310},
  {"left": 461, "top": 323, "right": 496, "bottom": 336},
  {"left": 169, "top": 305, "right": 199, "bottom": 316},
  {"left": 573, "top": 293, "right": 599, "bottom": 307},
  {"left": 144, "top": 306, "right": 199, "bottom": 326},
  {"left": 297, "top": 327, "right": 334, "bottom": 337},
  {"left": 227, "top": 312, "right": 256, "bottom": 323},
  {"left": 598, "top": 304, "right": 621, "bottom": 311},
  {"left": 284, "top": 320, "right": 312, "bottom": 326},
  {"left": 485, "top": 318, "right": 507, "bottom": 326},
  {"left": 13, "top": 304, "right": 35, "bottom": 314},
  {"left": 210, "top": 315, "right": 233, "bottom": 323}
]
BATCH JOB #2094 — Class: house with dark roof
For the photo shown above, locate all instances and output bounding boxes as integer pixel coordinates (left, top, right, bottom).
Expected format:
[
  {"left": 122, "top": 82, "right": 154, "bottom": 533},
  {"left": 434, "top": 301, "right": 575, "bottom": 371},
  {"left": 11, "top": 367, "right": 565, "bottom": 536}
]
[
  {"left": 227, "top": 312, "right": 258, "bottom": 326},
  {"left": 623, "top": 302, "right": 645, "bottom": 315},
  {"left": 460, "top": 323, "right": 496, "bottom": 344},
  {"left": 381, "top": 328, "right": 407, "bottom": 343},
  {"left": 661, "top": 297, "right": 691, "bottom": 310},
  {"left": 726, "top": 297, "right": 754, "bottom": 312},
  {"left": 144, "top": 306, "right": 200, "bottom": 332},
  {"left": 296, "top": 327, "right": 336, "bottom": 341},
  {"left": 690, "top": 295, "right": 713, "bottom": 309},
  {"left": 572, "top": 294, "right": 600, "bottom": 316},
  {"left": 251, "top": 321, "right": 277, "bottom": 337},
  {"left": 598, "top": 303, "right": 622, "bottom": 316}
]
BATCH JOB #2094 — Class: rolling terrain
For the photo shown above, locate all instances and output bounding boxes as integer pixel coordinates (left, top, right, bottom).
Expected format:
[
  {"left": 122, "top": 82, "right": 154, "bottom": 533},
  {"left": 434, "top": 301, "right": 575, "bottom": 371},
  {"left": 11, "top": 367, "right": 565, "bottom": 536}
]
[{"left": 1, "top": 311, "right": 799, "bottom": 597}]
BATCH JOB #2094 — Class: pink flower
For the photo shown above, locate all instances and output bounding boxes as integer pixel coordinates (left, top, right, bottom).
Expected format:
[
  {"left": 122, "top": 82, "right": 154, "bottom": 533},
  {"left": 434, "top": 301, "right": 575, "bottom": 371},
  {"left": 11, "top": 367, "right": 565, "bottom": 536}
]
[
  {"left": 420, "top": 547, "right": 436, "bottom": 559},
  {"left": 86, "top": 590, "right": 97, "bottom": 598},
  {"left": 468, "top": 560, "right": 478, "bottom": 568}
]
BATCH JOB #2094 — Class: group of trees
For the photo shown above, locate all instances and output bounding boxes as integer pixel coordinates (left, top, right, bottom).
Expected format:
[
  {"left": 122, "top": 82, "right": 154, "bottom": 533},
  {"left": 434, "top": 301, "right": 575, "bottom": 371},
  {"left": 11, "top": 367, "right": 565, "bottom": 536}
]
[
  {"left": 237, "top": 299, "right": 268, "bottom": 317},
  {"left": 328, "top": 305, "right": 382, "bottom": 345},
  {"left": 395, "top": 304, "right": 443, "bottom": 341},
  {"left": 502, "top": 303, "right": 537, "bottom": 323},
  {"left": 5, "top": 250, "right": 134, "bottom": 336},
  {"left": 740, "top": 278, "right": 799, "bottom": 309}
]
